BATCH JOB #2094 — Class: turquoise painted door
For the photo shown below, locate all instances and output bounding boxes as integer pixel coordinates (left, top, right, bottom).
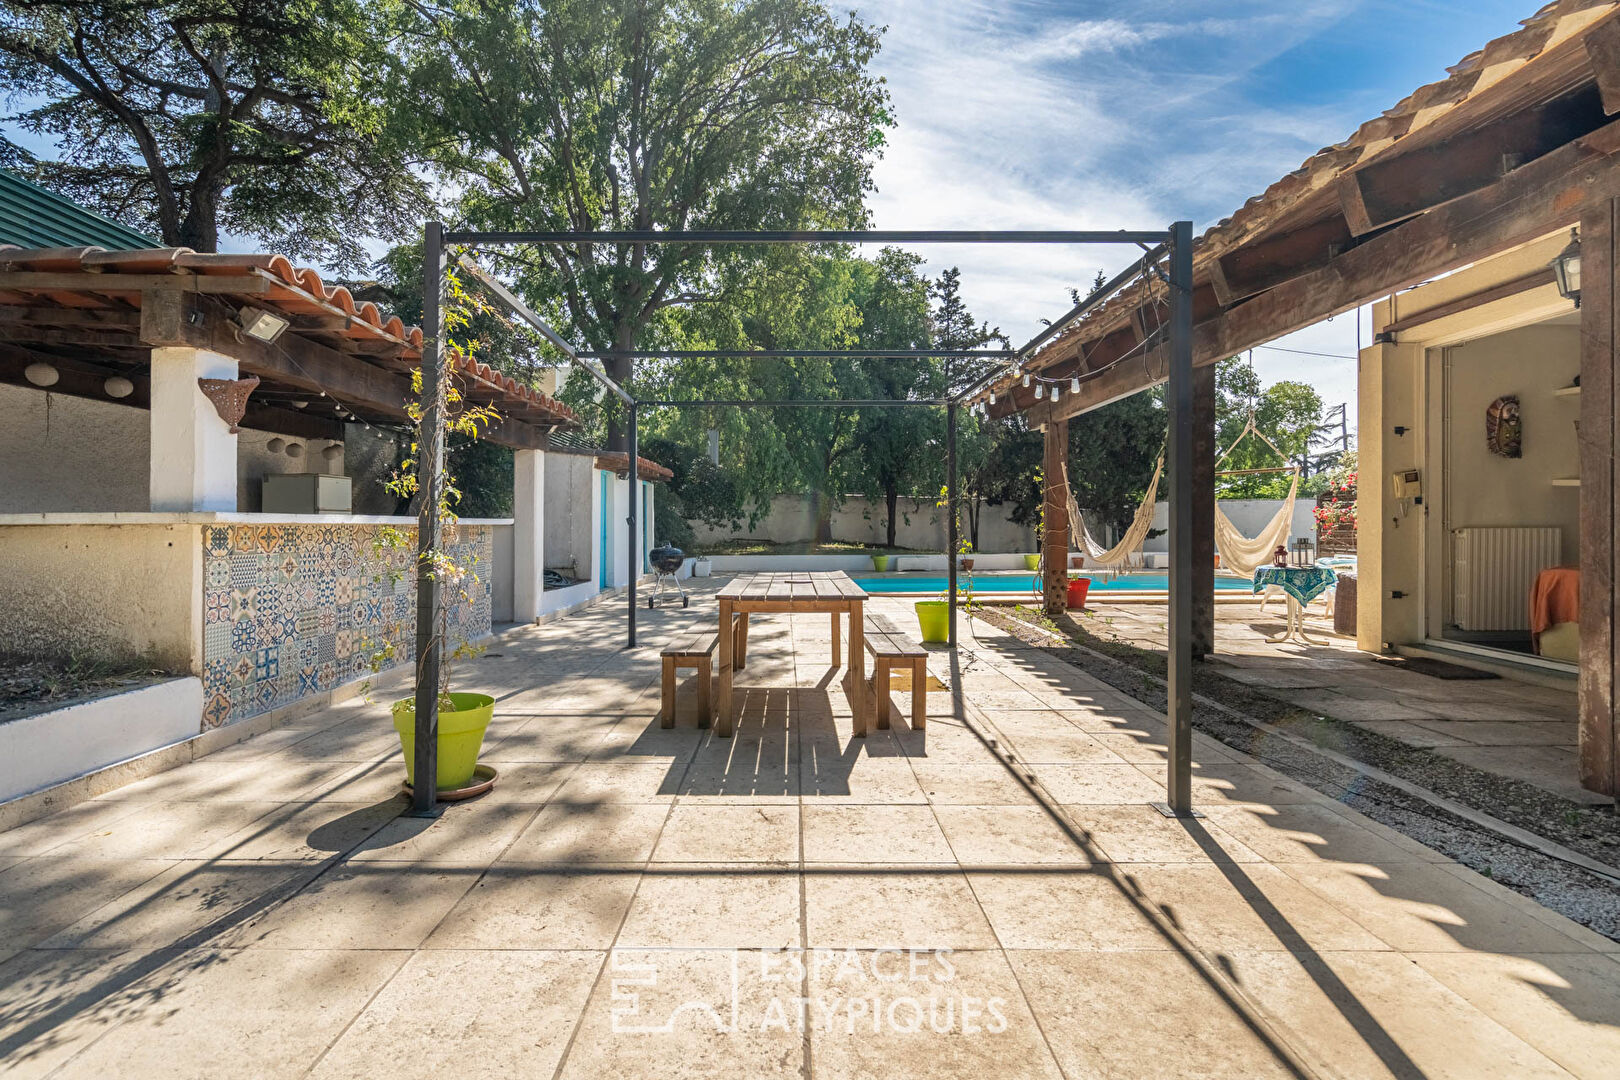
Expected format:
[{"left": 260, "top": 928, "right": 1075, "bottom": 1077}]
[
  {"left": 642, "top": 481, "right": 651, "bottom": 572},
  {"left": 598, "top": 471, "right": 611, "bottom": 590}
]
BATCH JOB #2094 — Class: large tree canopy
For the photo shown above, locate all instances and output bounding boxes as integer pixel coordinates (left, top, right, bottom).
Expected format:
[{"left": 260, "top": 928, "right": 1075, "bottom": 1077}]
[
  {"left": 0, "top": 0, "right": 428, "bottom": 268},
  {"left": 395, "top": 0, "right": 890, "bottom": 445}
]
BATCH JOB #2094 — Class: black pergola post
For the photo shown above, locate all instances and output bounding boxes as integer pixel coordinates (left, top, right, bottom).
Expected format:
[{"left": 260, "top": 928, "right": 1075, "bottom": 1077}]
[
  {"left": 627, "top": 400, "right": 638, "bottom": 648},
  {"left": 429, "top": 226, "right": 1183, "bottom": 809},
  {"left": 1163, "top": 219, "right": 1196, "bottom": 818},
  {"left": 409, "top": 219, "right": 447, "bottom": 819},
  {"left": 947, "top": 401, "right": 958, "bottom": 646}
]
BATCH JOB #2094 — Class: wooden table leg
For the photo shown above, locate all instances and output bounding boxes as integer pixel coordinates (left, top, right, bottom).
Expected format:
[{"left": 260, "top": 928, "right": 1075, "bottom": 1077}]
[
  {"left": 736, "top": 613, "right": 750, "bottom": 670},
  {"left": 717, "top": 598, "right": 735, "bottom": 737},
  {"left": 875, "top": 661, "right": 891, "bottom": 730},
  {"left": 698, "top": 657, "right": 712, "bottom": 728},
  {"left": 911, "top": 658, "right": 926, "bottom": 730},
  {"left": 661, "top": 657, "right": 676, "bottom": 729},
  {"left": 831, "top": 611, "right": 841, "bottom": 666},
  {"left": 849, "top": 601, "right": 866, "bottom": 737}
]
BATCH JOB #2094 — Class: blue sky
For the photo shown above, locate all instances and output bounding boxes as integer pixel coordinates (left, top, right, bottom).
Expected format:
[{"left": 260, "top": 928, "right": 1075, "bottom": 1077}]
[
  {"left": 4, "top": 0, "right": 1540, "bottom": 424},
  {"left": 852, "top": 0, "right": 1543, "bottom": 420}
]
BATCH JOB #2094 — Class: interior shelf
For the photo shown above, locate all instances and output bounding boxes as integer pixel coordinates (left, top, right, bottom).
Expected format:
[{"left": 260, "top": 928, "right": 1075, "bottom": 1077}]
[
  {"left": 1553, "top": 384, "right": 1581, "bottom": 397},
  {"left": 1551, "top": 476, "right": 1581, "bottom": 486}
]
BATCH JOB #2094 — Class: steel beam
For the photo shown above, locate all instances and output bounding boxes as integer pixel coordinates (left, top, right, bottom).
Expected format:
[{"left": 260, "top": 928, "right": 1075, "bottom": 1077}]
[
  {"left": 636, "top": 399, "right": 950, "bottom": 408},
  {"left": 577, "top": 349, "right": 1011, "bottom": 359},
  {"left": 443, "top": 229, "right": 1166, "bottom": 246}
]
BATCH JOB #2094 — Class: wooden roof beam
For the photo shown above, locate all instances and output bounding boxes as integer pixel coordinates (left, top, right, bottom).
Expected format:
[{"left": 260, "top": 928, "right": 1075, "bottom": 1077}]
[
  {"left": 1208, "top": 214, "right": 1355, "bottom": 305},
  {"left": 138, "top": 289, "right": 548, "bottom": 451},
  {"left": 1042, "top": 117, "right": 1620, "bottom": 424},
  {"left": 1338, "top": 83, "right": 1609, "bottom": 235}
]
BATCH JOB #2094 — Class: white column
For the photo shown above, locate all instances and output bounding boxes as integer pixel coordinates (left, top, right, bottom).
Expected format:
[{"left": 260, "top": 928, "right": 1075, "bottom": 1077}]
[
  {"left": 513, "top": 448, "right": 545, "bottom": 622},
  {"left": 148, "top": 346, "right": 239, "bottom": 512}
]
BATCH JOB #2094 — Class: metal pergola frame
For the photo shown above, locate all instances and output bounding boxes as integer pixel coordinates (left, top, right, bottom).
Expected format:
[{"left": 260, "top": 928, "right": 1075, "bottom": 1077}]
[{"left": 411, "top": 223, "right": 1196, "bottom": 820}]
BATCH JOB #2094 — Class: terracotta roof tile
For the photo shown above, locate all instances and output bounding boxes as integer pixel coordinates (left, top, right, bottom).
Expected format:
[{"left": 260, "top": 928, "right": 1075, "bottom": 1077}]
[{"left": 0, "top": 243, "right": 577, "bottom": 428}]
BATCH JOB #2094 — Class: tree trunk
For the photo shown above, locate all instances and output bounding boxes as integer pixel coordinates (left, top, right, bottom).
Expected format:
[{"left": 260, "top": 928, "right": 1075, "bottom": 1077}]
[
  {"left": 605, "top": 322, "right": 636, "bottom": 450},
  {"left": 813, "top": 486, "right": 834, "bottom": 544},
  {"left": 884, "top": 486, "right": 898, "bottom": 548}
]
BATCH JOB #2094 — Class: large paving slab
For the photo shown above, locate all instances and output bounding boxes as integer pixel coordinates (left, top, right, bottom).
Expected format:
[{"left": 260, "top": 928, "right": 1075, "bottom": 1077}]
[{"left": 0, "top": 585, "right": 1614, "bottom": 1078}]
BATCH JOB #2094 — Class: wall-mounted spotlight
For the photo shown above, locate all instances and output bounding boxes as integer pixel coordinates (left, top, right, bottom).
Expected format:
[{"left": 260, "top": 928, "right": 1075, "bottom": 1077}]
[{"left": 236, "top": 308, "right": 290, "bottom": 344}]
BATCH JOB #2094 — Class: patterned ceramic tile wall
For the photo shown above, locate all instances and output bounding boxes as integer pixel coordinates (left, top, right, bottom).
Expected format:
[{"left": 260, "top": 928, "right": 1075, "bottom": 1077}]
[{"left": 201, "top": 522, "right": 492, "bottom": 728}]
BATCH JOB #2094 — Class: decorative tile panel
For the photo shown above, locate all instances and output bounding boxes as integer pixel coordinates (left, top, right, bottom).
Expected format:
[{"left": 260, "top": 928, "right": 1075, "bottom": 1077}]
[{"left": 200, "top": 522, "right": 493, "bottom": 728}]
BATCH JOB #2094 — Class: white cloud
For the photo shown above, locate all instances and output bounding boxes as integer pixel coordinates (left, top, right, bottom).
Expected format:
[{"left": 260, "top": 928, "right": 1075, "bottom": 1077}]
[{"left": 853, "top": 0, "right": 1369, "bottom": 386}]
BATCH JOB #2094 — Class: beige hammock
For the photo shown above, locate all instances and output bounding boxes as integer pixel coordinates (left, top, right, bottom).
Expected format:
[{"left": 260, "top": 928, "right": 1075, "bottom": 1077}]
[
  {"left": 1065, "top": 451, "right": 1163, "bottom": 569},
  {"left": 1059, "top": 414, "right": 1300, "bottom": 577},
  {"left": 1215, "top": 469, "right": 1299, "bottom": 577},
  {"left": 1212, "top": 415, "right": 1301, "bottom": 578}
]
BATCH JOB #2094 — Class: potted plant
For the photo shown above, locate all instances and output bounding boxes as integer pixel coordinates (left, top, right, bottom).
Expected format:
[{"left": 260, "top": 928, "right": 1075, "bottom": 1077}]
[
  {"left": 364, "top": 271, "right": 499, "bottom": 798},
  {"left": 872, "top": 554, "right": 891, "bottom": 571}
]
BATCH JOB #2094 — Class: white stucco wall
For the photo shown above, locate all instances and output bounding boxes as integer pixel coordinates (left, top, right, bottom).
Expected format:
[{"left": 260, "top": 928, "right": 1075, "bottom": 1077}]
[
  {"left": 1142, "top": 498, "right": 1318, "bottom": 553},
  {"left": 0, "top": 385, "right": 148, "bottom": 512},
  {"left": 687, "top": 492, "right": 1036, "bottom": 553},
  {"left": 0, "top": 383, "right": 346, "bottom": 513},
  {"left": 543, "top": 452, "right": 596, "bottom": 583}
]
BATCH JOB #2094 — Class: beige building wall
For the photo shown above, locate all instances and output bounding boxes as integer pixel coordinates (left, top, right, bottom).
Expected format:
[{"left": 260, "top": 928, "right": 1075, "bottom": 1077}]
[{"left": 0, "top": 523, "right": 202, "bottom": 673}]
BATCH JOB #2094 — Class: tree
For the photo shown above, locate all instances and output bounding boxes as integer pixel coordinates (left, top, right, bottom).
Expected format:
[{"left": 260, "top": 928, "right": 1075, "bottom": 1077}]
[
  {"left": 0, "top": 0, "right": 428, "bottom": 268},
  {"left": 848, "top": 249, "right": 938, "bottom": 547},
  {"left": 1068, "top": 388, "right": 1165, "bottom": 535},
  {"left": 1212, "top": 356, "right": 1325, "bottom": 497},
  {"left": 396, "top": 0, "right": 890, "bottom": 447}
]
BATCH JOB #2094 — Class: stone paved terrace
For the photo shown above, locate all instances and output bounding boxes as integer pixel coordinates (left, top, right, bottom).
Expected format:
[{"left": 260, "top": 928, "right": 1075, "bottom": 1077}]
[
  {"left": 1076, "top": 598, "right": 1590, "bottom": 805},
  {"left": 1, "top": 586, "right": 1618, "bottom": 1079}
]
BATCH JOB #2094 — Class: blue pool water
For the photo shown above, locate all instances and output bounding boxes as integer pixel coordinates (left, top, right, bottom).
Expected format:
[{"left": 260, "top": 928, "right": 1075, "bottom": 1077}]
[{"left": 850, "top": 572, "right": 1252, "bottom": 595}]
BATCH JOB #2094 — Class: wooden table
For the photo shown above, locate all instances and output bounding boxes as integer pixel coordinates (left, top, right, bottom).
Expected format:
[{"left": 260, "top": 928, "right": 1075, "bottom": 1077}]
[{"left": 715, "top": 571, "right": 869, "bottom": 737}]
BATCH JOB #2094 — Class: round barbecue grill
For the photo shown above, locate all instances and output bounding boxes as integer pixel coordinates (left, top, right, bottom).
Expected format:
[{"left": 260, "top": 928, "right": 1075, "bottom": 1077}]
[{"left": 647, "top": 543, "right": 689, "bottom": 608}]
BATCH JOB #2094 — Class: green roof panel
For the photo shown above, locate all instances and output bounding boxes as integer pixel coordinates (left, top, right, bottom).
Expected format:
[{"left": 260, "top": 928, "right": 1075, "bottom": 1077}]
[{"left": 0, "top": 168, "right": 160, "bottom": 251}]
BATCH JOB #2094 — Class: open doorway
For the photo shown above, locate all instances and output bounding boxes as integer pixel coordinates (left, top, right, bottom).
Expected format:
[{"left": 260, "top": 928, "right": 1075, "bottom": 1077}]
[{"left": 1427, "top": 313, "right": 1580, "bottom": 668}]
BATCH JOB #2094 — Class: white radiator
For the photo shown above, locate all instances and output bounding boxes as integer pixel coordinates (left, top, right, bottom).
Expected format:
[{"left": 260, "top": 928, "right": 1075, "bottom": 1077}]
[{"left": 1451, "top": 527, "right": 1562, "bottom": 631}]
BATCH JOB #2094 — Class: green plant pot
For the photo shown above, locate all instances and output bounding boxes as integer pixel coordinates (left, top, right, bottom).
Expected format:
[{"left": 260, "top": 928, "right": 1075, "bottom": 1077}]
[
  {"left": 1023, "top": 554, "right": 1040, "bottom": 571},
  {"left": 392, "top": 692, "right": 495, "bottom": 791},
  {"left": 872, "top": 555, "right": 890, "bottom": 571},
  {"left": 914, "top": 600, "right": 949, "bottom": 643}
]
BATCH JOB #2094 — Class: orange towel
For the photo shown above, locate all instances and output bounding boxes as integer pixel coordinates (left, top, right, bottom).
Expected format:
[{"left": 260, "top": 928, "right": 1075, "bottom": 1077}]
[{"left": 1530, "top": 566, "right": 1580, "bottom": 643}]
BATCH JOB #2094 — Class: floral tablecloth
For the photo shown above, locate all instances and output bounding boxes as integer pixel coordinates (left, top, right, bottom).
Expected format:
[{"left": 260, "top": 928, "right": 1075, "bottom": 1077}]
[{"left": 1252, "top": 565, "right": 1337, "bottom": 606}]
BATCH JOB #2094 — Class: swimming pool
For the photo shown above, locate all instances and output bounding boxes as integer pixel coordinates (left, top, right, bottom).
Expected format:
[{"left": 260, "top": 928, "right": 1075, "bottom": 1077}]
[{"left": 850, "top": 572, "right": 1253, "bottom": 594}]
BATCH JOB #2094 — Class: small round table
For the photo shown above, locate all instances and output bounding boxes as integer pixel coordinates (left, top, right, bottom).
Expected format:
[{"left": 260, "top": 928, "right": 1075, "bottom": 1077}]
[{"left": 1252, "top": 565, "right": 1337, "bottom": 646}]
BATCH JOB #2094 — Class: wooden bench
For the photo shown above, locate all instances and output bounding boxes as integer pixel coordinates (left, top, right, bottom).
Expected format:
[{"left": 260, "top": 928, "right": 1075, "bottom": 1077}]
[
  {"left": 661, "top": 628, "right": 719, "bottom": 728},
  {"left": 862, "top": 614, "right": 928, "bottom": 734}
]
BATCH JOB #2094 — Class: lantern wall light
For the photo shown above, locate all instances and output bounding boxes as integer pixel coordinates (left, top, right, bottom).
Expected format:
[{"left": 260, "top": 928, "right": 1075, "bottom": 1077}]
[{"left": 1551, "top": 228, "right": 1582, "bottom": 309}]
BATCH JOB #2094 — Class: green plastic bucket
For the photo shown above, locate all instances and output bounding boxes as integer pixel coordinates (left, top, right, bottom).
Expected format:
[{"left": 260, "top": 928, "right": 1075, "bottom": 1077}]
[
  {"left": 392, "top": 692, "right": 495, "bottom": 791},
  {"left": 872, "top": 555, "right": 890, "bottom": 571},
  {"left": 914, "top": 600, "right": 949, "bottom": 643},
  {"left": 1023, "top": 554, "right": 1040, "bottom": 571}
]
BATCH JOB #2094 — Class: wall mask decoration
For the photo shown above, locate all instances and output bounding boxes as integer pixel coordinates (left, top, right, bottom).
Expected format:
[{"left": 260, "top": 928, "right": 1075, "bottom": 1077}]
[{"left": 1486, "top": 394, "right": 1522, "bottom": 458}]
